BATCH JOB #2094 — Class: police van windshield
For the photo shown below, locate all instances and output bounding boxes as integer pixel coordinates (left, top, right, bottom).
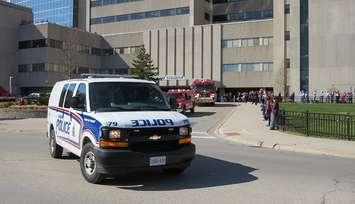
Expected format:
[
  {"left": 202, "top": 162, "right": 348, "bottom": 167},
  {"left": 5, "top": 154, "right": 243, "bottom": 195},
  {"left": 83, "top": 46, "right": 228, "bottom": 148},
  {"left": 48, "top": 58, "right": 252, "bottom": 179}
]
[{"left": 89, "top": 82, "right": 170, "bottom": 112}]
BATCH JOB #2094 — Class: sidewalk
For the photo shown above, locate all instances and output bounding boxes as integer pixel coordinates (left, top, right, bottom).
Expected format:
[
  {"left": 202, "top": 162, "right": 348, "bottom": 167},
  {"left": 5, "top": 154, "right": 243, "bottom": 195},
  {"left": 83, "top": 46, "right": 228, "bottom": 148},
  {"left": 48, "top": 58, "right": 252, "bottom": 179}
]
[
  {"left": 218, "top": 103, "right": 355, "bottom": 159},
  {"left": 0, "top": 118, "right": 46, "bottom": 133}
]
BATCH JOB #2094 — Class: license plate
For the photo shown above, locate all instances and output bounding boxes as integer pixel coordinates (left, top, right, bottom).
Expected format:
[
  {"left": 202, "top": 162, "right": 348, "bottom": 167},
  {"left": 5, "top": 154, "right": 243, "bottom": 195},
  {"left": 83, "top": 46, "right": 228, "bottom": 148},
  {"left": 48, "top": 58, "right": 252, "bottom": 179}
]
[{"left": 149, "top": 156, "right": 166, "bottom": 166}]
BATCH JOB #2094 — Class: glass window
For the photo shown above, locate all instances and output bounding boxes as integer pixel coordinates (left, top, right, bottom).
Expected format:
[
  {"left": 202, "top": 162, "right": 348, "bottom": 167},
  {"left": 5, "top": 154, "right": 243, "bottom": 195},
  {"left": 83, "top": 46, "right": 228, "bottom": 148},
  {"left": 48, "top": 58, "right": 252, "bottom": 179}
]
[
  {"left": 146, "top": 10, "right": 160, "bottom": 18},
  {"left": 74, "top": 83, "right": 87, "bottom": 111},
  {"left": 116, "top": 14, "right": 129, "bottom": 22},
  {"left": 247, "top": 39, "right": 254, "bottom": 46},
  {"left": 59, "top": 84, "right": 69, "bottom": 107},
  {"left": 32, "top": 63, "right": 45, "bottom": 72},
  {"left": 123, "top": 47, "right": 130, "bottom": 54},
  {"left": 222, "top": 64, "right": 241, "bottom": 72},
  {"left": 285, "top": 4, "right": 290, "bottom": 14},
  {"left": 32, "top": 39, "right": 47, "bottom": 48},
  {"left": 131, "top": 12, "right": 145, "bottom": 20},
  {"left": 102, "top": 16, "right": 115, "bottom": 23},
  {"left": 285, "top": 58, "right": 291, "bottom": 68},
  {"left": 285, "top": 31, "right": 291, "bottom": 41},
  {"left": 233, "top": 39, "right": 242, "bottom": 47},
  {"left": 89, "top": 82, "right": 170, "bottom": 112},
  {"left": 18, "top": 64, "right": 31, "bottom": 72},
  {"left": 18, "top": 40, "right": 31, "bottom": 49},
  {"left": 64, "top": 83, "right": 77, "bottom": 108},
  {"left": 91, "top": 18, "right": 102, "bottom": 24},
  {"left": 254, "top": 63, "right": 263, "bottom": 72}
]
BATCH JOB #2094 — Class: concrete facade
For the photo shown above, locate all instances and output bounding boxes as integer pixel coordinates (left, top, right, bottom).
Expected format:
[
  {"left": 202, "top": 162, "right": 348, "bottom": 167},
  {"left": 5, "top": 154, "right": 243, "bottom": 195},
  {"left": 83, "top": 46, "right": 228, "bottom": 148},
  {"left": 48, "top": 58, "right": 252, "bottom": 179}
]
[
  {"left": 222, "top": 20, "right": 273, "bottom": 89},
  {"left": 1, "top": 0, "right": 355, "bottom": 96},
  {"left": 90, "top": 0, "right": 191, "bottom": 34},
  {"left": 0, "top": 1, "right": 32, "bottom": 95},
  {"left": 308, "top": 0, "right": 355, "bottom": 92},
  {"left": 15, "top": 23, "right": 133, "bottom": 94}
]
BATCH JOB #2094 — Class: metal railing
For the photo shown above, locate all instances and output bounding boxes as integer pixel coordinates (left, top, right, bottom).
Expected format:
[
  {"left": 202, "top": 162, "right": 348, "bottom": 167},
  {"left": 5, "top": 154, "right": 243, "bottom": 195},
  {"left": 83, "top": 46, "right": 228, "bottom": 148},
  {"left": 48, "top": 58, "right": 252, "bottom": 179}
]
[{"left": 278, "top": 110, "right": 355, "bottom": 141}]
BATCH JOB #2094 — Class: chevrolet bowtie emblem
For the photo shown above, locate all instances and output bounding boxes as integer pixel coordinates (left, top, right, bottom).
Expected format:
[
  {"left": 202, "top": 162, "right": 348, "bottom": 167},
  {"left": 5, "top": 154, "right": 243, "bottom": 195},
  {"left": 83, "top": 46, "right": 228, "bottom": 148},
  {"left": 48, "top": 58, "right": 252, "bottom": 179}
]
[{"left": 149, "top": 135, "right": 161, "bottom": 140}]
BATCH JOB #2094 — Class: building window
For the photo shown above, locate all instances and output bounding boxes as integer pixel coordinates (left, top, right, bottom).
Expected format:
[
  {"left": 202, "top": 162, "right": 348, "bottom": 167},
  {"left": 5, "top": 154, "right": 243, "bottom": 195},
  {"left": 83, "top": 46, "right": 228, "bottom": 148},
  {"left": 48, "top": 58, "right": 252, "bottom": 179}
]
[
  {"left": 223, "top": 64, "right": 241, "bottom": 72},
  {"left": 285, "top": 31, "right": 291, "bottom": 41},
  {"left": 222, "top": 63, "right": 273, "bottom": 72},
  {"left": 18, "top": 40, "right": 32, "bottom": 49},
  {"left": 300, "top": 0, "right": 309, "bottom": 91},
  {"left": 49, "top": 39, "right": 63, "bottom": 49},
  {"left": 91, "top": 47, "right": 102, "bottom": 56},
  {"left": 32, "top": 39, "right": 47, "bottom": 48},
  {"left": 285, "top": 4, "right": 290, "bottom": 14},
  {"left": 222, "top": 37, "right": 273, "bottom": 48},
  {"left": 18, "top": 64, "right": 31, "bottom": 72},
  {"left": 213, "top": 9, "right": 273, "bottom": 23},
  {"left": 91, "top": 0, "right": 143, "bottom": 8},
  {"left": 90, "top": 7, "right": 190, "bottom": 25},
  {"left": 32, "top": 63, "right": 46, "bottom": 72},
  {"left": 205, "top": 13, "right": 210, "bottom": 21},
  {"left": 285, "top": 58, "right": 291, "bottom": 68}
]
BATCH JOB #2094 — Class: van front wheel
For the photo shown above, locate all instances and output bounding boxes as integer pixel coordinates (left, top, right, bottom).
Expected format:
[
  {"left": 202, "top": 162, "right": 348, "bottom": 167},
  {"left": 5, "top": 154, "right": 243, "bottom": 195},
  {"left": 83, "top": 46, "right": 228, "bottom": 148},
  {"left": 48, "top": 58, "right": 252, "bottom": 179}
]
[{"left": 80, "top": 143, "right": 105, "bottom": 184}]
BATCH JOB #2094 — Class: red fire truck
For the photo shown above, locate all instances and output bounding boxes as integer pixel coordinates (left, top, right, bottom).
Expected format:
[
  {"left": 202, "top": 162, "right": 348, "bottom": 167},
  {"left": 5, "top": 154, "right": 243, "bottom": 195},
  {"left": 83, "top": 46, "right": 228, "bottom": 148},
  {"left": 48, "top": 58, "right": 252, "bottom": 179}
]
[
  {"left": 191, "top": 79, "right": 217, "bottom": 106},
  {"left": 166, "top": 89, "right": 196, "bottom": 113}
]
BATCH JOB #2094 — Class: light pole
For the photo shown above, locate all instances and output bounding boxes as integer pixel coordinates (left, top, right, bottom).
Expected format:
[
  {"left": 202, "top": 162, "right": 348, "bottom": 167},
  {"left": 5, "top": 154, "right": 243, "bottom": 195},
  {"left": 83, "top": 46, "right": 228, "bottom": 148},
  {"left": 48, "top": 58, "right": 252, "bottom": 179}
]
[{"left": 9, "top": 76, "right": 14, "bottom": 96}]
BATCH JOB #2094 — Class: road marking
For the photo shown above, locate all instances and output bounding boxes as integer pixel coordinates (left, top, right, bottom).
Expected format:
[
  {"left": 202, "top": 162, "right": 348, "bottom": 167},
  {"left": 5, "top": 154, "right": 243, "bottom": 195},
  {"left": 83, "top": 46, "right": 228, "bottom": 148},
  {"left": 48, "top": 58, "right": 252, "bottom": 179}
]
[
  {"left": 192, "top": 131, "right": 209, "bottom": 136},
  {"left": 192, "top": 136, "right": 217, "bottom": 139},
  {"left": 191, "top": 132, "right": 217, "bottom": 139}
]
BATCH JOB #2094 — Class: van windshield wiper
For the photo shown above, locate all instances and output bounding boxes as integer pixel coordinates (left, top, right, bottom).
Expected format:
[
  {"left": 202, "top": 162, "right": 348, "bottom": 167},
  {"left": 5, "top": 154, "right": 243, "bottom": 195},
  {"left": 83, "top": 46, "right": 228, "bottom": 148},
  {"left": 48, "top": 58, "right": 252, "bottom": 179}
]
[
  {"left": 95, "top": 107, "right": 128, "bottom": 112},
  {"left": 132, "top": 105, "right": 170, "bottom": 111}
]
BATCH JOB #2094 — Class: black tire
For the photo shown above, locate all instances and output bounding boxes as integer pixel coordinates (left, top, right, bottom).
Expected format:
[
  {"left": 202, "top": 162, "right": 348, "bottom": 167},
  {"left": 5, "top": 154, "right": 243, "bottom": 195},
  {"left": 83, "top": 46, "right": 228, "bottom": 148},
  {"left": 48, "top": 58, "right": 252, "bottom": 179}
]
[
  {"left": 163, "top": 166, "right": 188, "bottom": 175},
  {"left": 49, "top": 129, "right": 63, "bottom": 159},
  {"left": 80, "top": 143, "right": 105, "bottom": 184}
]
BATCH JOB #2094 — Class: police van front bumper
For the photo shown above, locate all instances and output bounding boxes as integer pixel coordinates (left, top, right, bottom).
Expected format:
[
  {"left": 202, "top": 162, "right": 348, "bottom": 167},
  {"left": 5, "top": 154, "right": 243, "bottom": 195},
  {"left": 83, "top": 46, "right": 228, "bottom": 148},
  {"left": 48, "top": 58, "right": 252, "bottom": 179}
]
[{"left": 93, "top": 143, "right": 195, "bottom": 174}]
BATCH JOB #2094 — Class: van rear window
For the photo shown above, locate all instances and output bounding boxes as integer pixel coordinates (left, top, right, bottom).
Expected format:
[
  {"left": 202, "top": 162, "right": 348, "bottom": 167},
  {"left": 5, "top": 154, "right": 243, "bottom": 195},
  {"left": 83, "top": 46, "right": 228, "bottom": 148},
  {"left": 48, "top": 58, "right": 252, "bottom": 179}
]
[
  {"left": 58, "top": 84, "right": 69, "bottom": 107},
  {"left": 64, "top": 84, "right": 77, "bottom": 108}
]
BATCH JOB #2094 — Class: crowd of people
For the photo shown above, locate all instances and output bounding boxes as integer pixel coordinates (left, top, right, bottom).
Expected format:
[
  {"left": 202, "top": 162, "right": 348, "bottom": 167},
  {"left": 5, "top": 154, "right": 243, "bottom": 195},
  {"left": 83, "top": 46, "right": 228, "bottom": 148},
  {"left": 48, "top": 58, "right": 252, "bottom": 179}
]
[
  {"left": 219, "top": 89, "right": 281, "bottom": 130},
  {"left": 219, "top": 89, "right": 354, "bottom": 104},
  {"left": 298, "top": 90, "right": 353, "bottom": 104}
]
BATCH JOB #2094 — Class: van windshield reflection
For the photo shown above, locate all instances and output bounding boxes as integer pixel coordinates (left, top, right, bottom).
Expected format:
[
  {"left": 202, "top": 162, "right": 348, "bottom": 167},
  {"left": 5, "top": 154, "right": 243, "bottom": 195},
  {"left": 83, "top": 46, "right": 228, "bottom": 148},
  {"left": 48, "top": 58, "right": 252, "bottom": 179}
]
[{"left": 89, "top": 82, "right": 170, "bottom": 112}]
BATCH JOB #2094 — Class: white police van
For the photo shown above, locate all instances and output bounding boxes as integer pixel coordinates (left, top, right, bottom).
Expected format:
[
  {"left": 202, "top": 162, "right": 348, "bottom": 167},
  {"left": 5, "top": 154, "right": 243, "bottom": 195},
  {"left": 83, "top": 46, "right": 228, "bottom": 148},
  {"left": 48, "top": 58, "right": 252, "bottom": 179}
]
[{"left": 47, "top": 76, "right": 195, "bottom": 184}]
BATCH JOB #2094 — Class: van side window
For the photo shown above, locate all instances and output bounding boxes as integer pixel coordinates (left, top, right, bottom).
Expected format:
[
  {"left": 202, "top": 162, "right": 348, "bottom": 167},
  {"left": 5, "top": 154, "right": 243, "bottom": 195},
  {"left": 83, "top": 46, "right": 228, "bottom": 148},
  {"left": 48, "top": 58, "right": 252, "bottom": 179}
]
[
  {"left": 58, "top": 84, "right": 69, "bottom": 107},
  {"left": 74, "top": 83, "right": 87, "bottom": 111},
  {"left": 64, "top": 83, "right": 77, "bottom": 108}
]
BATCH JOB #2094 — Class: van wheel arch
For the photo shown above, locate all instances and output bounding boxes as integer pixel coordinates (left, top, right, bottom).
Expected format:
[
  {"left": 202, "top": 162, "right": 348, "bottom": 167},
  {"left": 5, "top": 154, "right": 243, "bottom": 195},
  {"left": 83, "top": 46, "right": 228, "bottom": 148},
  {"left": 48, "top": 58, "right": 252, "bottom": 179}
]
[{"left": 82, "top": 137, "right": 93, "bottom": 148}]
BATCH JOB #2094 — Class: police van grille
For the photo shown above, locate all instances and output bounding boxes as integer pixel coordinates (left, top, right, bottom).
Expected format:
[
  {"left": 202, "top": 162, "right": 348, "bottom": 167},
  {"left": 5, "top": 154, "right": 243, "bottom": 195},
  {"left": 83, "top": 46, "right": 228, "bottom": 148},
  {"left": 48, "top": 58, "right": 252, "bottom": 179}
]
[
  {"left": 126, "top": 127, "right": 180, "bottom": 152},
  {"left": 129, "top": 141, "right": 179, "bottom": 153}
]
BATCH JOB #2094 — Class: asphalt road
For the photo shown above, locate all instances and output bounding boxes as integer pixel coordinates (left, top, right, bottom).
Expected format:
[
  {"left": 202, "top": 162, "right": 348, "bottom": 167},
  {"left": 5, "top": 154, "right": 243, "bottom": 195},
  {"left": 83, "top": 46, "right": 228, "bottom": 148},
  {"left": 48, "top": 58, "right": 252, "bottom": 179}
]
[{"left": 0, "top": 103, "right": 355, "bottom": 204}]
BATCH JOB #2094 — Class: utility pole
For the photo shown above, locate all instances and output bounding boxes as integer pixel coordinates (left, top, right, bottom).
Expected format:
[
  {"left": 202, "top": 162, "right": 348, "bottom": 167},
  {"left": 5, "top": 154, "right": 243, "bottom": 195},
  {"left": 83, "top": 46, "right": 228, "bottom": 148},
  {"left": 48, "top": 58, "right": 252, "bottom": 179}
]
[{"left": 9, "top": 75, "right": 14, "bottom": 96}]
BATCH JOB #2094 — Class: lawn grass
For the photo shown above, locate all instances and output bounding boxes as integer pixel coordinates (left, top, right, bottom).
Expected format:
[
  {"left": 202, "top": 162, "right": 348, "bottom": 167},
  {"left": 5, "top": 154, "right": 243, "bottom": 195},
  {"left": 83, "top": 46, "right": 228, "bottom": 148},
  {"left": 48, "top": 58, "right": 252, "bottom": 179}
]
[
  {"left": 279, "top": 103, "right": 355, "bottom": 140},
  {"left": 280, "top": 103, "right": 355, "bottom": 115}
]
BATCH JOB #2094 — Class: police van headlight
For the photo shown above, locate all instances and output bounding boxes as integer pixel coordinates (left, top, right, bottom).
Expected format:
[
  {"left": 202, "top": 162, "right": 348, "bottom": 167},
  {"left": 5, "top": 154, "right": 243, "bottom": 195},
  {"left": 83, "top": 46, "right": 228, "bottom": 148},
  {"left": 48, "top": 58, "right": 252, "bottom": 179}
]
[
  {"left": 179, "top": 127, "right": 190, "bottom": 136},
  {"left": 101, "top": 127, "right": 121, "bottom": 139},
  {"left": 179, "top": 126, "right": 192, "bottom": 144},
  {"left": 100, "top": 127, "right": 127, "bottom": 149},
  {"left": 109, "top": 129, "right": 121, "bottom": 139}
]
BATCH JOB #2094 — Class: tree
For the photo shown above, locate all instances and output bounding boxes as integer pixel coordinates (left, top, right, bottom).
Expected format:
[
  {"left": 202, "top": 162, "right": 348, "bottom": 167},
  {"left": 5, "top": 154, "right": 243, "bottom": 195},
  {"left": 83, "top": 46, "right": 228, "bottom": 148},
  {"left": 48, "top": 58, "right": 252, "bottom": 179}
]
[{"left": 131, "top": 47, "right": 158, "bottom": 82}]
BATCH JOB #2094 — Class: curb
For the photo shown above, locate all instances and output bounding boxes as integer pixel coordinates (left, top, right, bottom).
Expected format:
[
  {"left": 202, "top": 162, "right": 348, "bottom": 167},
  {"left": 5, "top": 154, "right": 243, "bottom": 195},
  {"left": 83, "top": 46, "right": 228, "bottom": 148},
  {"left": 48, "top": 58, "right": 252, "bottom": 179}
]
[
  {"left": 219, "top": 129, "right": 355, "bottom": 159},
  {"left": 215, "top": 105, "right": 355, "bottom": 159},
  {"left": 207, "top": 104, "right": 239, "bottom": 137}
]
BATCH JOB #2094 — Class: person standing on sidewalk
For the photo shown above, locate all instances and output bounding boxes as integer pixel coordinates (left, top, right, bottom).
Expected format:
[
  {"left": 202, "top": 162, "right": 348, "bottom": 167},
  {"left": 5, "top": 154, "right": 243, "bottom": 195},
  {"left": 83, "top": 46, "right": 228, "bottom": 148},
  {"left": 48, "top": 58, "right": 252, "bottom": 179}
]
[
  {"left": 265, "top": 96, "right": 272, "bottom": 127},
  {"left": 270, "top": 97, "right": 280, "bottom": 130}
]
